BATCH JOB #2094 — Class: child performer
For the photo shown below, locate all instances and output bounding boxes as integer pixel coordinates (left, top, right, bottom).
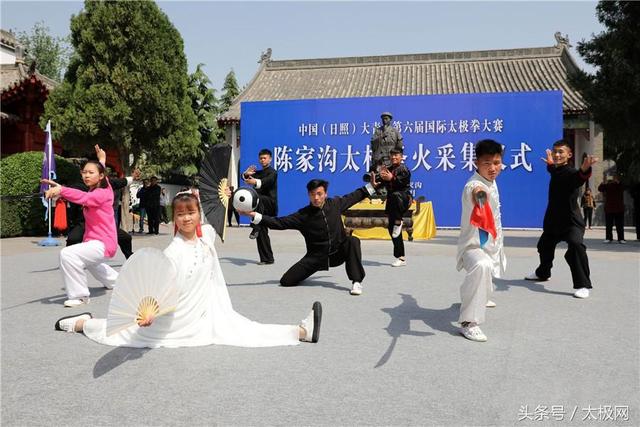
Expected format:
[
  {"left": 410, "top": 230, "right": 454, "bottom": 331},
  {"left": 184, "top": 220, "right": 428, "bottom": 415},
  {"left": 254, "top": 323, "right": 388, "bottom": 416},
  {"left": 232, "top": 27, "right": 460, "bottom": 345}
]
[
  {"left": 525, "top": 140, "right": 597, "bottom": 299},
  {"left": 53, "top": 192, "right": 322, "bottom": 347},
  {"left": 456, "top": 139, "right": 506, "bottom": 342},
  {"left": 42, "top": 145, "right": 117, "bottom": 307}
]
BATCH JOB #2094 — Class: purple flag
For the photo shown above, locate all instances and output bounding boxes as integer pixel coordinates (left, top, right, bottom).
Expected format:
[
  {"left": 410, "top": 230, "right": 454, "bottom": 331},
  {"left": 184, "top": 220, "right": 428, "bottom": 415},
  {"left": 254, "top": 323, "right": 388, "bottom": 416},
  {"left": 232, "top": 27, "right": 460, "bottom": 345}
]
[{"left": 40, "top": 120, "right": 56, "bottom": 208}]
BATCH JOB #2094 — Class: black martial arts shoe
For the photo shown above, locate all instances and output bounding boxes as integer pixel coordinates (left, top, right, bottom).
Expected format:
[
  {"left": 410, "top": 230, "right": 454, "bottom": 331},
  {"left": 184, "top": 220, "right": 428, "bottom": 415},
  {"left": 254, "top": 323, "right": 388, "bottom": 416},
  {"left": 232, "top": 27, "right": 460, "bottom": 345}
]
[
  {"left": 300, "top": 301, "right": 322, "bottom": 343},
  {"left": 55, "top": 312, "right": 92, "bottom": 333},
  {"left": 249, "top": 228, "right": 260, "bottom": 240},
  {"left": 257, "top": 260, "right": 274, "bottom": 265}
]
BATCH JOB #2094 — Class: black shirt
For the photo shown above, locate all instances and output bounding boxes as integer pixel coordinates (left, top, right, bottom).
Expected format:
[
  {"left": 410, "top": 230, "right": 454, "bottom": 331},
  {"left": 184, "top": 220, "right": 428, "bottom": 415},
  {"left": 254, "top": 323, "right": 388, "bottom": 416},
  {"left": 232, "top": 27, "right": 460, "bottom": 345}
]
[
  {"left": 543, "top": 164, "right": 591, "bottom": 232},
  {"left": 247, "top": 166, "right": 278, "bottom": 215},
  {"left": 258, "top": 187, "right": 370, "bottom": 266}
]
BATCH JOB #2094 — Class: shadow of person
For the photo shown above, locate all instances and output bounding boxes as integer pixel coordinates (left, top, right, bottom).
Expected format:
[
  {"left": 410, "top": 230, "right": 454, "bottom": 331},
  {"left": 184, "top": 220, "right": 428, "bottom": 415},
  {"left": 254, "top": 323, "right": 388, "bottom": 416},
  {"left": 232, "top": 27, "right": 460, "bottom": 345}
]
[
  {"left": 362, "top": 259, "right": 388, "bottom": 267},
  {"left": 93, "top": 346, "right": 151, "bottom": 378},
  {"left": 493, "top": 278, "right": 574, "bottom": 296},
  {"left": 376, "top": 294, "right": 460, "bottom": 368},
  {"left": 219, "top": 257, "right": 261, "bottom": 266},
  {"left": 227, "top": 279, "right": 282, "bottom": 287},
  {"left": 1, "top": 288, "right": 110, "bottom": 311}
]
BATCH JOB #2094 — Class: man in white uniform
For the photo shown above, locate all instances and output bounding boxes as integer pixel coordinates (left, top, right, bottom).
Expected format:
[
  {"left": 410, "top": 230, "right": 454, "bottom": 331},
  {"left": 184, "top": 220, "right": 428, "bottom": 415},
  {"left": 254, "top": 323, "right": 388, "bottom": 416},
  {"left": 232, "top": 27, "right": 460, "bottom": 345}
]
[{"left": 456, "top": 139, "right": 506, "bottom": 342}]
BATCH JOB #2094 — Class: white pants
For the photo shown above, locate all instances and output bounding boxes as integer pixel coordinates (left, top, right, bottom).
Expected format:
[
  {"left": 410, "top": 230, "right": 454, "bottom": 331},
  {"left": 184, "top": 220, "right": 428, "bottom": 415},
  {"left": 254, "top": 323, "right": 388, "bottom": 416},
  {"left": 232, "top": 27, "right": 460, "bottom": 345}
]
[
  {"left": 60, "top": 240, "right": 117, "bottom": 299},
  {"left": 459, "top": 248, "right": 494, "bottom": 325}
]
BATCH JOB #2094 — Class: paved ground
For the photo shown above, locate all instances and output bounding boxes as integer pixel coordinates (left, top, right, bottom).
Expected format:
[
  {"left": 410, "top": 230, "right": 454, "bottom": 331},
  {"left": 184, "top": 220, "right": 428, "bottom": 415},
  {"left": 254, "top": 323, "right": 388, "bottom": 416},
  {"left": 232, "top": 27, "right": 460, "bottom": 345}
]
[{"left": 1, "top": 225, "right": 638, "bottom": 426}]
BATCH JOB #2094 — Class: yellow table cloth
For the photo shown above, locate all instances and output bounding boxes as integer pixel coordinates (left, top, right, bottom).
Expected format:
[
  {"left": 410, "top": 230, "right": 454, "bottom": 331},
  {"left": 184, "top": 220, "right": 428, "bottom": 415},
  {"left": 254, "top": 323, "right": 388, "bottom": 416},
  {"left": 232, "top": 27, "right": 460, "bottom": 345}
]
[{"left": 345, "top": 200, "right": 436, "bottom": 240}]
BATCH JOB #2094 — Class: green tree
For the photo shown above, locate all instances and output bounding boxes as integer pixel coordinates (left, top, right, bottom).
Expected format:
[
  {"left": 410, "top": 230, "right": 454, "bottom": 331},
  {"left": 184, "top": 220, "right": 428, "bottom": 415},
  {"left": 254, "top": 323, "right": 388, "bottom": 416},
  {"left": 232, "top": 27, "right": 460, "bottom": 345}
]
[
  {"left": 220, "top": 69, "right": 240, "bottom": 113},
  {"left": 42, "top": 0, "right": 199, "bottom": 173},
  {"left": 571, "top": 1, "right": 640, "bottom": 182},
  {"left": 188, "top": 63, "right": 224, "bottom": 160},
  {"left": 17, "top": 21, "right": 70, "bottom": 81}
]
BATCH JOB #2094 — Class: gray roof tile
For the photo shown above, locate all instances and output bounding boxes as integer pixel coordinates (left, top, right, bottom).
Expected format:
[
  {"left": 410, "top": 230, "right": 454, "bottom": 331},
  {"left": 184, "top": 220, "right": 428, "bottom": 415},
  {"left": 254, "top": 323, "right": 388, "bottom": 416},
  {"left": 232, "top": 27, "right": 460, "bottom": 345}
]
[{"left": 220, "top": 43, "right": 586, "bottom": 122}]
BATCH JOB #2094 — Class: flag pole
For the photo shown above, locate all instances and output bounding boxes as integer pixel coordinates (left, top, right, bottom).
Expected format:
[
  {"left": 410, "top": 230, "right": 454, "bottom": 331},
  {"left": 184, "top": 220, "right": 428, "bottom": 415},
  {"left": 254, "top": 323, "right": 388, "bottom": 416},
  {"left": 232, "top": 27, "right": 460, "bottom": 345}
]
[{"left": 39, "top": 121, "right": 60, "bottom": 247}]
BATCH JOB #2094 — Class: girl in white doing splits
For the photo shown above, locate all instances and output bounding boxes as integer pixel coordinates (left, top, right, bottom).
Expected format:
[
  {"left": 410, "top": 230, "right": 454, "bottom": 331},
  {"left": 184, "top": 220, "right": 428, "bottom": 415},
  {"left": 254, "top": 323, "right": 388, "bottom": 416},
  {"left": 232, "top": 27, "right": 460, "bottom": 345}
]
[
  {"left": 54, "top": 192, "right": 322, "bottom": 348},
  {"left": 456, "top": 139, "right": 506, "bottom": 342}
]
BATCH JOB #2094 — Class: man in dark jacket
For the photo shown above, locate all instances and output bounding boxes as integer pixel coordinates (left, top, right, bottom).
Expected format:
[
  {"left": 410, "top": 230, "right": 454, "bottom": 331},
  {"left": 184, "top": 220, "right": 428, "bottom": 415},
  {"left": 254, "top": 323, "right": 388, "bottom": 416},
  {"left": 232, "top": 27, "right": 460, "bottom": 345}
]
[
  {"left": 242, "top": 149, "right": 278, "bottom": 264},
  {"left": 525, "top": 140, "right": 597, "bottom": 299},
  {"left": 242, "top": 179, "right": 376, "bottom": 295},
  {"left": 598, "top": 174, "right": 626, "bottom": 243},
  {"left": 145, "top": 176, "right": 162, "bottom": 235},
  {"left": 380, "top": 148, "right": 412, "bottom": 267}
]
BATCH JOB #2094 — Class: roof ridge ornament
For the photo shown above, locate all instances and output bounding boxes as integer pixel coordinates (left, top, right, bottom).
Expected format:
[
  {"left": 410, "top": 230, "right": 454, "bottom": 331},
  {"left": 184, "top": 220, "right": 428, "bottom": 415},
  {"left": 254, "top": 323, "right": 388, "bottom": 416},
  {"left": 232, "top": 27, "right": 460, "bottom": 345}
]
[
  {"left": 554, "top": 31, "right": 571, "bottom": 48},
  {"left": 259, "top": 48, "right": 272, "bottom": 64}
]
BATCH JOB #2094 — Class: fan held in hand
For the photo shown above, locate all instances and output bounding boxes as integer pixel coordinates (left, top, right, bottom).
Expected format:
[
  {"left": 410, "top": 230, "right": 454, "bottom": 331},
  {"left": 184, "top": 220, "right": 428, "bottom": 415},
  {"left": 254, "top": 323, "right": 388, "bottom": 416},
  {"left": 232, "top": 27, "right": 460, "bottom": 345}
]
[{"left": 106, "top": 248, "right": 178, "bottom": 336}]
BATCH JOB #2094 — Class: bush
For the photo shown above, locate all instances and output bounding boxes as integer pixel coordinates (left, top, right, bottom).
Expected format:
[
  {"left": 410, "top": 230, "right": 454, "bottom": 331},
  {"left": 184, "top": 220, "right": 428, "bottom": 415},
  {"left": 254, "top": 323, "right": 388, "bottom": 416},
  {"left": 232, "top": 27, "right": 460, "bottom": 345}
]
[{"left": 0, "top": 152, "right": 81, "bottom": 237}]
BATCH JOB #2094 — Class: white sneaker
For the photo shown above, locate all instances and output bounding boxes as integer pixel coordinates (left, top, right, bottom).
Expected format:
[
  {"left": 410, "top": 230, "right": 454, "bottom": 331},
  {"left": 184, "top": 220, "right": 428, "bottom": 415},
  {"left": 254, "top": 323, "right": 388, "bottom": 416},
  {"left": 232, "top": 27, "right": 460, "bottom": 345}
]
[
  {"left": 391, "top": 258, "right": 406, "bottom": 267},
  {"left": 603, "top": 239, "right": 612, "bottom": 243},
  {"left": 300, "top": 301, "right": 322, "bottom": 343},
  {"left": 460, "top": 323, "right": 487, "bottom": 342},
  {"left": 63, "top": 297, "right": 90, "bottom": 308},
  {"left": 573, "top": 288, "right": 590, "bottom": 299},
  {"left": 524, "top": 273, "right": 548, "bottom": 281},
  {"left": 486, "top": 300, "right": 497, "bottom": 308},
  {"left": 619, "top": 240, "right": 627, "bottom": 244},
  {"left": 55, "top": 312, "right": 92, "bottom": 333},
  {"left": 391, "top": 222, "right": 403, "bottom": 238},
  {"left": 350, "top": 282, "right": 363, "bottom": 295}
]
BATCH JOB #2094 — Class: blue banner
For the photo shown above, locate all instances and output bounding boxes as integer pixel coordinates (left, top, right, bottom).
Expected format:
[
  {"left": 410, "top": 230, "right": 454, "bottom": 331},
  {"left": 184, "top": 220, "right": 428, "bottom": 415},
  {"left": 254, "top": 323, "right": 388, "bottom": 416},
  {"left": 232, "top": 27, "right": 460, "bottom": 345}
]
[{"left": 240, "top": 91, "right": 562, "bottom": 228}]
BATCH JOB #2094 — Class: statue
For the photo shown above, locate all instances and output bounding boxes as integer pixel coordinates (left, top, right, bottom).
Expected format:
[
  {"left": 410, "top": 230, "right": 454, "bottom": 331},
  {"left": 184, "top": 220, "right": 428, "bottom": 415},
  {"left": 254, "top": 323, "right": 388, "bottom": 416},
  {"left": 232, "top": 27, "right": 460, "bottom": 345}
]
[
  {"left": 370, "top": 112, "right": 404, "bottom": 170},
  {"left": 259, "top": 48, "right": 272, "bottom": 64}
]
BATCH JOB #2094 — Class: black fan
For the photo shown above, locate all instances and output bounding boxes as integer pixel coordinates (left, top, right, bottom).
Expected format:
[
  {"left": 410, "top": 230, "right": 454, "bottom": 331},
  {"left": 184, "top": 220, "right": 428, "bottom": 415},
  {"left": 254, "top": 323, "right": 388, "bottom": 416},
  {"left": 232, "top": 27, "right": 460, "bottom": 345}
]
[{"left": 198, "top": 144, "right": 232, "bottom": 241}]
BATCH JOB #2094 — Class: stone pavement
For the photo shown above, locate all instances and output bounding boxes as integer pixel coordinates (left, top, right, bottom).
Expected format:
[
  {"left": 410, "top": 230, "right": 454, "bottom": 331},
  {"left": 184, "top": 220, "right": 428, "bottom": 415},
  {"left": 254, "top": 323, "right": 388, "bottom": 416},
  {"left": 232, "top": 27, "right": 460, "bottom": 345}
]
[{"left": 1, "top": 225, "right": 638, "bottom": 426}]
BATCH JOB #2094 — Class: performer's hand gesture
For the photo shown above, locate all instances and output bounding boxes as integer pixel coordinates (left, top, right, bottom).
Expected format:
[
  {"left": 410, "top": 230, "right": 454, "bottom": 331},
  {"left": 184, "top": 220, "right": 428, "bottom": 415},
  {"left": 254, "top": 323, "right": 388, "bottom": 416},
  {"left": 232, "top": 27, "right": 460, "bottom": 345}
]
[
  {"left": 379, "top": 166, "right": 393, "bottom": 182},
  {"left": 580, "top": 155, "right": 598, "bottom": 172},
  {"left": 95, "top": 144, "right": 106, "bottom": 165},
  {"left": 137, "top": 314, "right": 154, "bottom": 327},
  {"left": 472, "top": 186, "right": 488, "bottom": 206},
  {"left": 40, "top": 179, "right": 61, "bottom": 199},
  {"left": 237, "top": 210, "right": 256, "bottom": 218},
  {"left": 541, "top": 149, "right": 553, "bottom": 166},
  {"left": 243, "top": 165, "right": 257, "bottom": 177}
]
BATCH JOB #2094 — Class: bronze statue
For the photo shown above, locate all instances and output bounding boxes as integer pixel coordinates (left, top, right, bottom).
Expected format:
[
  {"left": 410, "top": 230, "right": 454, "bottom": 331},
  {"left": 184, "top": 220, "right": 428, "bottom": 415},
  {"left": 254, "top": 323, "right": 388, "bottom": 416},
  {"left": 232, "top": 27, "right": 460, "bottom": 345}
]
[{"left": 370, "top": 112, "right": 404, "bottom": 170}]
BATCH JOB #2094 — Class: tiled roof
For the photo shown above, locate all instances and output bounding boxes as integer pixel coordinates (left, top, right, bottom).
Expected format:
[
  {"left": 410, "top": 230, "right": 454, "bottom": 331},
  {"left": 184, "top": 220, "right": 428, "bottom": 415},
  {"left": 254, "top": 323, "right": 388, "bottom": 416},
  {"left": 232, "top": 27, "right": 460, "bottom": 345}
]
[
  {"left": 220, "top": 39, "right": 586, "bottom": 122},
  {"left": 0, "top": 62, "right": 58, "bottom": 93}
]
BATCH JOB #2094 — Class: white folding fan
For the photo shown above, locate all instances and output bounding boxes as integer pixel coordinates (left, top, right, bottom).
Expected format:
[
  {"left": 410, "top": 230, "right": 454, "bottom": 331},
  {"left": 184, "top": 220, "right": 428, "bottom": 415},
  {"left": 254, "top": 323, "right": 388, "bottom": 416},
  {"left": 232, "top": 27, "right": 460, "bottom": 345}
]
[{"left": 106, "top": 247, "right": 179, "bottom": 336}]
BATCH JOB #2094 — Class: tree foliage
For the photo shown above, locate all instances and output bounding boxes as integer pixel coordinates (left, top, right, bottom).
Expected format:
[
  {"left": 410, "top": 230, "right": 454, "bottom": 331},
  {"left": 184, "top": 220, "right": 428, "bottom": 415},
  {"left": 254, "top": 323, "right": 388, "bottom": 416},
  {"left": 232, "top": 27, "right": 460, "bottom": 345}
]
[
  {"left": 42, "top": 0, "right": 199, "bottom": 173},
  {"left": 220, "top": 69, "right": 240, "bottom": 113},
  {"left": 571, "top": 1, "right": 640, "bottom": 182},
  {"left": 18, "top": 21, "right": 70, "bottom": 81},
  {"left": 188, "top": 63, "right": 224, "bottom": 161}
]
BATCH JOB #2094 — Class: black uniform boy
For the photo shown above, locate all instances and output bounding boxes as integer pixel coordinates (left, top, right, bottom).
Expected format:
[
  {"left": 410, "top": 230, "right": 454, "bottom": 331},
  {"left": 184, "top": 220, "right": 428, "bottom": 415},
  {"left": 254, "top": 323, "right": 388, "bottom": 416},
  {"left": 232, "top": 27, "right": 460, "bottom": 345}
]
[{"left": 525, "top": 140, "right": 598, "bottom": 299}]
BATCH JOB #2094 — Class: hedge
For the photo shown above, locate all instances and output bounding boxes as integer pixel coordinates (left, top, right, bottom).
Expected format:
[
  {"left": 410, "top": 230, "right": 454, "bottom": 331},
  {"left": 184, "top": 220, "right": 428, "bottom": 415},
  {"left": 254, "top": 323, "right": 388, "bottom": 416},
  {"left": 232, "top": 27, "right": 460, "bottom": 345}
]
[{"left": 0, "top": 152, "right": 81, "bottom": 237}]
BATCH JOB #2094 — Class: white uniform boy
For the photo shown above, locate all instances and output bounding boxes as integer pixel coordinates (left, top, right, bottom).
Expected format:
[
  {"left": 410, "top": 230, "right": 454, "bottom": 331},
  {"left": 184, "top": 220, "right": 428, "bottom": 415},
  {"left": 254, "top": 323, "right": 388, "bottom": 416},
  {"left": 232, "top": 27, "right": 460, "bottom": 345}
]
[{"left": 456, "top": 139, "right": 506, "bottom": 342}]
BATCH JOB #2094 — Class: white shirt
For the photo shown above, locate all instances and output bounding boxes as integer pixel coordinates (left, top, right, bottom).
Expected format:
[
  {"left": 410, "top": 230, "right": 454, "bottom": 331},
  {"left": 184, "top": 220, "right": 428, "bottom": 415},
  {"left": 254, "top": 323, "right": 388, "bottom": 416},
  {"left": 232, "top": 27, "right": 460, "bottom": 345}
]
[{"left": 456, "top": 172, "right": 506, "bottom": 277}]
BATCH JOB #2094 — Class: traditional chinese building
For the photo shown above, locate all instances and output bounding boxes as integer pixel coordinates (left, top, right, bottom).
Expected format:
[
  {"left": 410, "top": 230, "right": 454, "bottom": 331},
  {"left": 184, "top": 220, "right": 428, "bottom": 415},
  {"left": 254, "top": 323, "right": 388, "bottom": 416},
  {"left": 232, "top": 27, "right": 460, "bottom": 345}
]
[
  {"left": 219, "top": 35, "right": 604, "bottom": 190},
  {"left": 1, "top": 29, "right": 125, "bottom": 176},
  {"left": 1, "top": 29, "right": 60, "bottom": 157}
]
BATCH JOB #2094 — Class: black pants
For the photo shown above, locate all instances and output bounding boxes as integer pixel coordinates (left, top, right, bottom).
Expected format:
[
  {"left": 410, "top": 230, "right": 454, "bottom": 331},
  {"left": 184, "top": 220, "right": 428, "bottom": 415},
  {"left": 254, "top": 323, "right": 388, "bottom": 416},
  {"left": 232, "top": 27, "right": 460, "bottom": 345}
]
[
  {"left": 582, "top": 208, "right": 593, "bottom": 228},
  {"left": 535, "top": 227, "right": 591, "bottom": 288},
  {"left": 67, "top": 224, "right": 133, "bottom": 259},
  {"left": 280, "top": 236, "right": 365, "bottom": 287},
  {"left": 160, "top": 206, "right": 169, "bottom": 223},
  {"left": 605, "top": 212, "right": 625, "bottom": 241},
  {"left": 227, "top": 204, "right": 240, "bottom": 226},
  {"left": 385, "top": 191, "right": 411, "bottom": 258},
  {"left": 635, "top": 204, "right": 640, "bottom": 240},
  {"left": 146, "top": 205, "right": 160, "bottom": 234},
  {"left": 253, "top": 196, "right": 275, "bottom": 263}
]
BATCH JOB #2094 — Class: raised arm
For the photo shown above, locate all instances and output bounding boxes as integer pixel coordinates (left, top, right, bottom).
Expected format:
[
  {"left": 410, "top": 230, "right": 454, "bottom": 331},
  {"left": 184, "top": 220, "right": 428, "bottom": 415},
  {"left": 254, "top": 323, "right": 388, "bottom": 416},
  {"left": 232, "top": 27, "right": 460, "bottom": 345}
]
[
  {"left": 336, "top": 184, "right": 376, "bottom": 212},
  {"left": 253, "top": 211, "right": 304, "bottom": 231}
]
